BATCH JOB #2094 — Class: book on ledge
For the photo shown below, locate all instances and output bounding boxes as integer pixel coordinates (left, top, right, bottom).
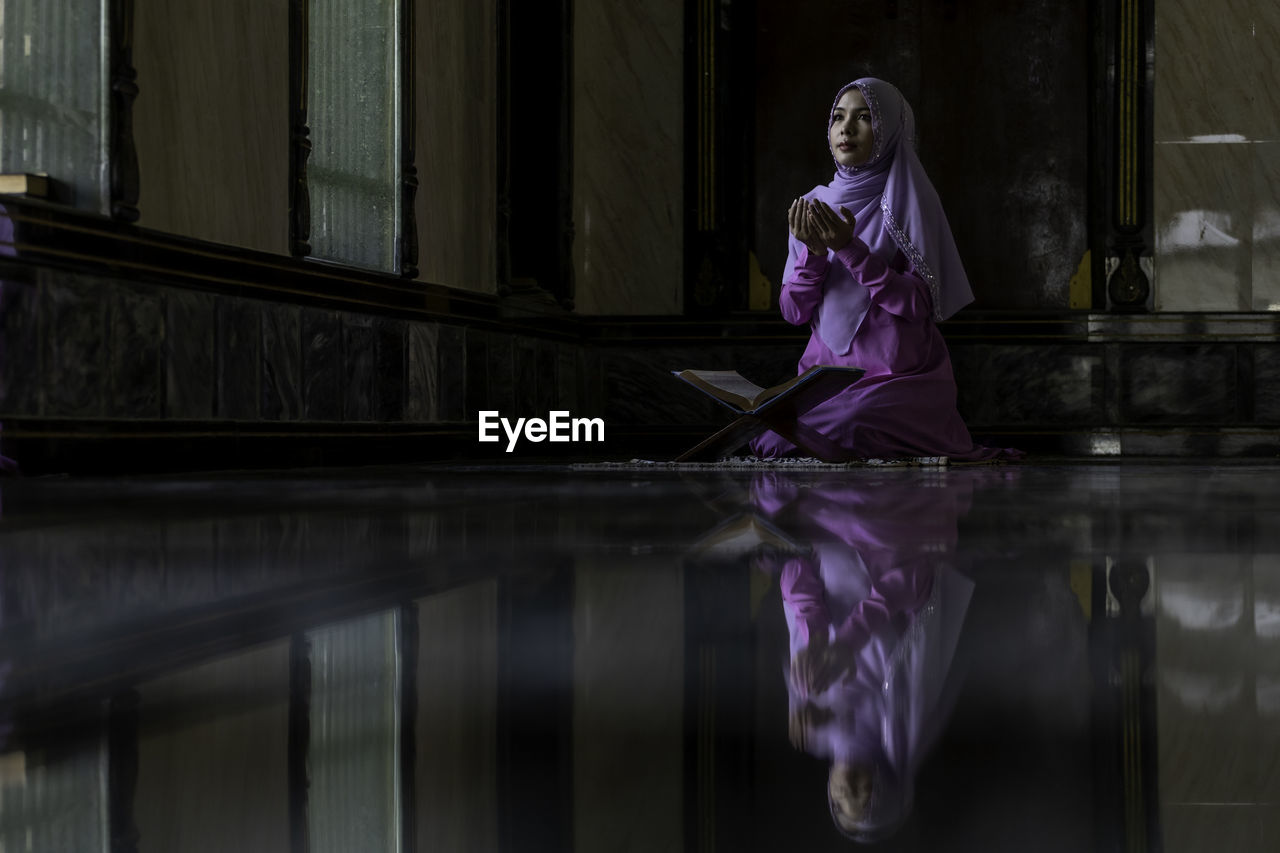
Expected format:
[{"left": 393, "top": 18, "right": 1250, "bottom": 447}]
[
  {"left": 0, "top": 173, "right": 51, "bottom": 198},
  {"left": 671, "top": 365, "right": 865, "bottom": 415}
]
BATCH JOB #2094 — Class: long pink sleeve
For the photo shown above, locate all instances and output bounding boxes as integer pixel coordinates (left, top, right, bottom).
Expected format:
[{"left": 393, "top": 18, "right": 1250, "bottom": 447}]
[
  {"left": 831, "top": 239, "right": 933, "bottom": 321},
  {"left": 832, "top": 563, "right": 935, "bottom": 651},
  {"left": 778, "top": 238, "right": 934, "bottom": 328},
  {"left": 778, "top": 246, "right": 829, "bottom": 326},
  {"left": 780, "top": 555, "right": 830, "bottom": 655}
]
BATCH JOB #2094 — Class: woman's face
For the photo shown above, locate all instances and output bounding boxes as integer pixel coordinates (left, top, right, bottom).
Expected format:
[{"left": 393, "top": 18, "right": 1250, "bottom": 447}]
[
  {"left": 829, "top": 87, "right": 874, "bottom": 168},
  {"left": 829, "top": 763, "right": 874, "bottom": 825}
]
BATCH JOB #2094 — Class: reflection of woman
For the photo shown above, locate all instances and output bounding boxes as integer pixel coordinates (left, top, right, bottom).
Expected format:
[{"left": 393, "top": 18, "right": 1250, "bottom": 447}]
[{"left": 752, "top": 472, "right": 976, "bottom": 842}]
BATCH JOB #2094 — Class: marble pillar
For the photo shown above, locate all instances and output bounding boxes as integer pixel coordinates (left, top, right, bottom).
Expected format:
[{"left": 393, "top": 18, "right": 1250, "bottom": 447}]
[
  {"left": 572, "top": 0, "right": 684, "bottom": 315},
  {"left": 573, "top": 561, "right": 684, "bottom": 852},
  {"left": 135, "top": 642, "right": 291, "bottom": 853},
  {"left": 134, "top": 0, "right": 290, "bottom": 255},
  {"left": 414, "top": 0, "right": 498, "bottom": 293}
]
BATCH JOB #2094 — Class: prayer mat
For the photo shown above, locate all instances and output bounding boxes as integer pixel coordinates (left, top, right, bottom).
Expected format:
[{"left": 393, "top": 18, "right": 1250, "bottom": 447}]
[{"left": 570, "top": 455, "right": 951, "bottom": 471}]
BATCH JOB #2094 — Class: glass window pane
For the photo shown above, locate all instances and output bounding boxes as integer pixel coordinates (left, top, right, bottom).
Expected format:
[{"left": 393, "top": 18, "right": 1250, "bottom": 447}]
[
  {"left": 1151, "top": 0, "right": 1264, "bottom": 311},
  {"left": 306, "top": 609, "right": 402, "bottom": 853},
  {"left": 0, "top": 739, "right": 109, "bottom": 852},
  {"left": 0, "top": 0, "right": 108, "bottom": 212},
  {"left": 307, "top": 0, "right": 401, "bottom": 272}
]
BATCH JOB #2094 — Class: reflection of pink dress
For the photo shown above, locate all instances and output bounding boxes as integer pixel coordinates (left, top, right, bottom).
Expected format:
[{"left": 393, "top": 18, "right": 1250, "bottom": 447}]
[
  {"left": 749, "top": 239, "right": 1019, "bottom": 462},
  {"left": 753, "top": 474, "right": 974, "bottom": 769},
  {"left": 780, "top": 552, "right": 932, "bottom": 764}
]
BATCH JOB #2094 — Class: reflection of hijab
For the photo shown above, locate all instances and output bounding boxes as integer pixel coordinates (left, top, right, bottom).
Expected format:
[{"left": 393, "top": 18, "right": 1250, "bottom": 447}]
[
  {"left": 755, "top": 471, "right": 976, "bottom": 843},
  {"left": 795, "top": 78, "right": 974, "bottom": 355}
]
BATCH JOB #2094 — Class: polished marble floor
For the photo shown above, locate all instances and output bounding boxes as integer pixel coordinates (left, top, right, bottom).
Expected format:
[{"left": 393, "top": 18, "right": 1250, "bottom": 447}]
[{"left": 1, "top": 461, "right": 1277, "bottom": 851}]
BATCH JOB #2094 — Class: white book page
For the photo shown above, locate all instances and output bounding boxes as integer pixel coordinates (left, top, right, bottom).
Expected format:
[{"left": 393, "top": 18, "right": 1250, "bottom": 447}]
[{"left": 688, "top": 370, "right": 766, "bottom": 401}]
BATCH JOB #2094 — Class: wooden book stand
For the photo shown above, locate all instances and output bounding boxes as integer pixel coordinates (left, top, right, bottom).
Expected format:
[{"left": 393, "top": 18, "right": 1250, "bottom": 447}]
[{"left": 671, "top": 366, "right": 864, "bottom": 462}]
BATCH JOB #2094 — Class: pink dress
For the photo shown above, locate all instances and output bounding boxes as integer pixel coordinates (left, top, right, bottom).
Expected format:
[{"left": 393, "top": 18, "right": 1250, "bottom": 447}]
[{"left": 749, "top": 238, "right": 1019, "bottom": 461}]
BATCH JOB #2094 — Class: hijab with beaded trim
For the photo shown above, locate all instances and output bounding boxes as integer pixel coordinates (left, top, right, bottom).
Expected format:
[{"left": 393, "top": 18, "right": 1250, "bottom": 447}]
[{"left": 797, "top": 78, "right": 973, "bottom": 355}]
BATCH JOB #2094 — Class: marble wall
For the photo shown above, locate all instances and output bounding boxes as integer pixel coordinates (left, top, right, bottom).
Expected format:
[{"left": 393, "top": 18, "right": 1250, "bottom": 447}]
[
  {"left": 134, "top": 0, "right": 290, "bottom": 255},
  {"left": 1153, "top": 0, "right": 1280, "bottom": 311},
  {"left": 0, "top": 269, "right": 603, "bottom": 429},
  {"left": 586, "top": 311, "right": 1280, "bottom": 456},
  {"left": 414, "top": 0, "right": 498, "bottom": 293},
  {"left": 12, "top": 258, "right": 1280, "bottom": 459},
  {"left": 572, "top": 0, "right": 684, "bottom": 315}
]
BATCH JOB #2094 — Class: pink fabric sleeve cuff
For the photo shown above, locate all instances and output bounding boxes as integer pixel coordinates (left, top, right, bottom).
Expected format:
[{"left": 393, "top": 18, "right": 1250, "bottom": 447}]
[
  {"left": 796, "top": 245, "right": 831, "bottom": 271},
  {"left": 832, "top": 238, "right": 871, "bottom": 269}
]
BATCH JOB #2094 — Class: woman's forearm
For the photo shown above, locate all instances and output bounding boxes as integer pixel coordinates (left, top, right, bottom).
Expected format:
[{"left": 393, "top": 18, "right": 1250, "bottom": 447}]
[{"left": 779, "top": 246, "right": 829, "bottom": 325}]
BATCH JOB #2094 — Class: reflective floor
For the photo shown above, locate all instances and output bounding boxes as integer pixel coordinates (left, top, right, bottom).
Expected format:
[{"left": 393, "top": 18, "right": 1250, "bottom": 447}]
[{"left": 1, "top": 461, "right": 1278, "bottom": 851}]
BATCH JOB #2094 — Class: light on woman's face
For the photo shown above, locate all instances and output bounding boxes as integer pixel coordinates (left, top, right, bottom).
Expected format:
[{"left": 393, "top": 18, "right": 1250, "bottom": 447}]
[
  {"left": 829, "top": 763, "right": 874, "bottom": 822},
  {"left": 829, "top": 88, "right": 874, "bottom": 168}
]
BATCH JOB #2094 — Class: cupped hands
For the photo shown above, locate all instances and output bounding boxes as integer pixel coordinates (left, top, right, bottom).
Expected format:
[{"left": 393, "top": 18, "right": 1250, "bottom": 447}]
[
  {"left": 788, "top": 197, "right": 827, "bottom": 257},
  {"left": 806, "top": 200, "right": 856, "bottom": 251}
]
